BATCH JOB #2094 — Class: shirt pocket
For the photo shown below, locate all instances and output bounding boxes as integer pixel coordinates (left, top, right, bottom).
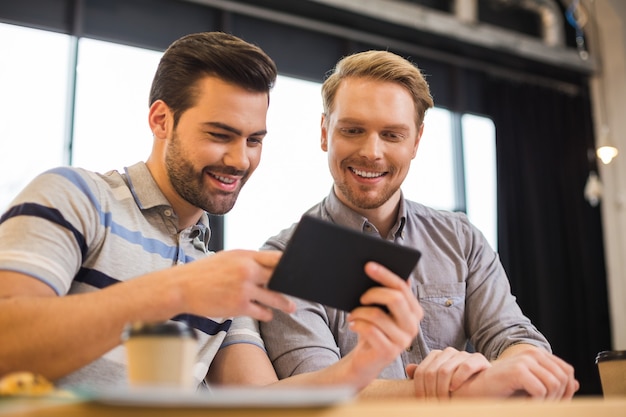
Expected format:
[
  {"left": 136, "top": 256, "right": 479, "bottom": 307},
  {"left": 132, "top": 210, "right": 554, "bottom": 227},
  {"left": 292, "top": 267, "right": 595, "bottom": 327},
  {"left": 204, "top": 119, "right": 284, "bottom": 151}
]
[{"left": 416, "top": 282, "right": 467, "bottom": 350}]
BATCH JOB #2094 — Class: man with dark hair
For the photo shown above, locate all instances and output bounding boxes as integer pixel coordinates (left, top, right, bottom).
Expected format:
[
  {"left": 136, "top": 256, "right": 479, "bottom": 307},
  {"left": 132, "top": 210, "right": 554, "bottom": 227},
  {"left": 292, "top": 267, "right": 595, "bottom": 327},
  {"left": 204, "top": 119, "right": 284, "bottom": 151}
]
[{"left": 0, "top": 33, "right": 421, "bottom": 391}]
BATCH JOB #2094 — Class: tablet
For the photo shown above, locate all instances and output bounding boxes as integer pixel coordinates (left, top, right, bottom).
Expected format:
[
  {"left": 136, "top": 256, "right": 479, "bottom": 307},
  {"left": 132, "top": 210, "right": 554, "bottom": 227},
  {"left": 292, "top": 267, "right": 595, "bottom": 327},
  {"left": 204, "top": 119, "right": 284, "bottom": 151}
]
[{"left": 268, "top": 215, "right": 421, "bottom": 312}]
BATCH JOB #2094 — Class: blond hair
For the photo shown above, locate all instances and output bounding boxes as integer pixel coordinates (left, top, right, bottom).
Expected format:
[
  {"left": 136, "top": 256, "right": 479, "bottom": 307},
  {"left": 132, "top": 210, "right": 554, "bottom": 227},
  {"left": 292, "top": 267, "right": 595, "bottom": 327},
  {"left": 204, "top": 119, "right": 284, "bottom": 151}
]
[{"left": 322, "top": 50, "right": 434, "bottom": 127}]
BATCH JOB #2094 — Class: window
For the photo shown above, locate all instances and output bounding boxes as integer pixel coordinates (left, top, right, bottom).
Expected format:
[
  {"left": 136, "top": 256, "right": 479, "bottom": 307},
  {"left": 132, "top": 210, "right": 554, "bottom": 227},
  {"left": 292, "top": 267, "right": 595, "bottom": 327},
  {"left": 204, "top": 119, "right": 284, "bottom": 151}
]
[
  {"left": 0, "top": 23, "right": 70, "bottom": 210},
  {"left": 0, "top": 23, "right": 497, "bottom": 251},
  {"left": 402, "top": 107, "right": 456, "bottom": 211},
  {"left": 463, "top": 114, "right": 498, "bottom": 249},
  {"left": 224, "top": 75, "right": 331, "bottom": 249},
  {"left": 225, "top": 78, "right": 498, "bottom": 251},
  {"left": 72, "top": 38, "right": 162, "bottom": 173}
]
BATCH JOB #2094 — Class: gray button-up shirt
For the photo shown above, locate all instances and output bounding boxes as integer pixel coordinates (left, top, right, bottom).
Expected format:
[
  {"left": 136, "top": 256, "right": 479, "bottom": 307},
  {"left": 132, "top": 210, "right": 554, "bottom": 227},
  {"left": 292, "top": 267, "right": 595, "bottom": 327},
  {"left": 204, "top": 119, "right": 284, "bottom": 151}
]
[{"left": 260, "top": 189, "right": 550, "bottom": 379}]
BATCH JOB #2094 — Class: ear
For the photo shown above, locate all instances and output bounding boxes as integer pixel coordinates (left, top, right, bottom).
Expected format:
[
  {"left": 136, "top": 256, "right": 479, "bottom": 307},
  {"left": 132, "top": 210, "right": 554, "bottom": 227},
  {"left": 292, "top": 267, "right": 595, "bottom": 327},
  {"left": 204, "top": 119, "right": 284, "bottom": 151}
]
[
  {"left": 148, "top": 100, "right": 172, "bottom": 140},
  {"left": 411, "top": 123, "right": 424, "bottom": 159},
  {"left": 320, "top": 113, "right": 329, "bottom": 152}
]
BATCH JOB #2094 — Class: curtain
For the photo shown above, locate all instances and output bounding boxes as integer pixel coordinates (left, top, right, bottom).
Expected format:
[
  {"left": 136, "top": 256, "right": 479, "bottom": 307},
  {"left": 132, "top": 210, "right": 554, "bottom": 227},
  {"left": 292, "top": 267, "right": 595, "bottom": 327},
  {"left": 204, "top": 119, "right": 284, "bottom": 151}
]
[{"left": 483, "top": 77, "right": 611, "bottom": 395}]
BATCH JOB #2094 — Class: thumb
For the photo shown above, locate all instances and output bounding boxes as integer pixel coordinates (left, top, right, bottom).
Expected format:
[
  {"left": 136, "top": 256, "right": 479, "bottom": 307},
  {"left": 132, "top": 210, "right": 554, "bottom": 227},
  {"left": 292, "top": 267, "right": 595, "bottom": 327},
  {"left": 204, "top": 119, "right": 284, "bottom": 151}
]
[
  {"left": 254, "top": 250, "right": 282, "bottom": 269},
  {"left": 405, "top": 363, "right": 417, "bottom": 379}
]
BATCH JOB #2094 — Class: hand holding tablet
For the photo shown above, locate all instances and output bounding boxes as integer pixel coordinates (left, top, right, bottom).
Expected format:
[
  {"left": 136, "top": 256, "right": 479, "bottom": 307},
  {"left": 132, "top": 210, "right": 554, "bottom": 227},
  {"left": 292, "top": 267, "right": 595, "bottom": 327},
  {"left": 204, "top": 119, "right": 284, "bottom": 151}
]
[{"left": 268, "top": 215, "right": 421, "bottom": 312}]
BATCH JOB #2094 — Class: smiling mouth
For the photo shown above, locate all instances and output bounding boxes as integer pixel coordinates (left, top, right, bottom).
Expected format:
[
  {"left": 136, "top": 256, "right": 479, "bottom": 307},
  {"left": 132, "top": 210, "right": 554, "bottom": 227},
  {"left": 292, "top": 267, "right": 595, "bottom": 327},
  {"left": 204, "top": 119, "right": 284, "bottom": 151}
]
[
  {"left": 207, "top": 172, "right": 237, "bottom": 184},
  {"left": 350, "top": 167, "right": 386, "bottom": 178}
]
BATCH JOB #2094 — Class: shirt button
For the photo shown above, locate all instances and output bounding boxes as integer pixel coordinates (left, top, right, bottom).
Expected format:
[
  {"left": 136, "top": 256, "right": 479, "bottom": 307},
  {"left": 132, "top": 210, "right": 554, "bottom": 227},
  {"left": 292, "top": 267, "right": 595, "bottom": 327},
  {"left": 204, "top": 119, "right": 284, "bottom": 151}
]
[
  {"left": 405, "top": 345, "right": 413, "bottom": 352},
  {"left": 445, "top": 299, "right": 454, "bottom": 307},
  {"left": 164, "top": 209, "right": 172, "bottom": 217}
]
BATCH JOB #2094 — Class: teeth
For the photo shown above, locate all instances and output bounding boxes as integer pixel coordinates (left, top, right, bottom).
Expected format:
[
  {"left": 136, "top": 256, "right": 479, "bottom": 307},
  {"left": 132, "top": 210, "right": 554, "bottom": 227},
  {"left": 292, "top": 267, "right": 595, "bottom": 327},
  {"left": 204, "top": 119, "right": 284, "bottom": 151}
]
[
  {"left": 352, "top": 168, "right": 384, "bottom": 178},
  {"left": 212, "top": 174, "right": 235, "bottom": 184}
]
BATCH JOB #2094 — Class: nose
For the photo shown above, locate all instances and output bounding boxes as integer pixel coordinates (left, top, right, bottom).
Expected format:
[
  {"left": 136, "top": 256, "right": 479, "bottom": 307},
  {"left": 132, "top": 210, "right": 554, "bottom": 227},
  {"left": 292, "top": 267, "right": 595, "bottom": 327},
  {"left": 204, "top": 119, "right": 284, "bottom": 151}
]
[
  {"left": 358, "top": 133, "right": 383, "bottom": 160},
  {"left": 222, "top": 139, "right": 250, "bottom": 172}
]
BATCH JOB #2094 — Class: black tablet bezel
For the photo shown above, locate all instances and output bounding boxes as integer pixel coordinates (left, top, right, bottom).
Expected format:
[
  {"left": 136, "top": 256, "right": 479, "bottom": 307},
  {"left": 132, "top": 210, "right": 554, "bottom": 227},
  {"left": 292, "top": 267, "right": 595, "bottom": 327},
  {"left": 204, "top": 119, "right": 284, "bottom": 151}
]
[{"left": 268, "top": 215, "right": 421, "bottom": 312}]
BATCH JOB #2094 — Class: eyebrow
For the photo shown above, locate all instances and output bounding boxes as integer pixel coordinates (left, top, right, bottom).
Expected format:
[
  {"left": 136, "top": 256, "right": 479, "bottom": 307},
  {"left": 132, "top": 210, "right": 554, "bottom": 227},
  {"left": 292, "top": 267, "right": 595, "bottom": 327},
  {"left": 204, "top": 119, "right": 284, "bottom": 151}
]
[
  {"left": 201, "top": 122, "right": 267, "bottom": 137},
  {"left": 337, "top": 118, "right": 411, "bottom": 131},
  {"left": 336, "top": 117, "right": 364, "bottom": 125}
]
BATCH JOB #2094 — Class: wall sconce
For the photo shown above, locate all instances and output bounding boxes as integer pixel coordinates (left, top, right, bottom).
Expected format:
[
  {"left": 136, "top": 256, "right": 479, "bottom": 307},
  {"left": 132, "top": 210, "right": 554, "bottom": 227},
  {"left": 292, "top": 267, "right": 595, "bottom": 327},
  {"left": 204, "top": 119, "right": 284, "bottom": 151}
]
[
  {"left": 596, "top": 126, "right": 619, "bottom": 165},
  {"left": 584, "top": 170, "right": 603, "bottom": 207}
]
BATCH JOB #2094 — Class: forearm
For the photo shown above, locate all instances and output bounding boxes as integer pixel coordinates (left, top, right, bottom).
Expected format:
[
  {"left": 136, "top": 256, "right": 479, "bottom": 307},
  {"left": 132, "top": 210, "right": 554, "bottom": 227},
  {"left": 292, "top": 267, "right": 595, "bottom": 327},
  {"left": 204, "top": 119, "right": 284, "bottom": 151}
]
[
  {"left": 0, "top": 270, "right": 183, "bottom": 380},
  {"left": 272, "top": 351, "right": 422, "bottom": 400},
  {"left": 266, "top": 349, "right": 378, "bottom": 390},
  {"left": 273, "top": 371, "right": 415, "bottom": 399},
  {"left": 210, "top": 344, "right": 368, "bottom": 389},
  {"left": 497, "top": 343, "right": 543, "bottom": 359}
]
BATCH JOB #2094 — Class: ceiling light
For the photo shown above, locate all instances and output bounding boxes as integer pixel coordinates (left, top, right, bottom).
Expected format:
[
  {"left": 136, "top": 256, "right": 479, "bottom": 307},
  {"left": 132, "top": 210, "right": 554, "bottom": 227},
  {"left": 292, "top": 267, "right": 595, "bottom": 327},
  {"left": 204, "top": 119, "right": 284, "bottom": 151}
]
[{"left": 596, "top": 126, "right": 619, "bottom": 165}]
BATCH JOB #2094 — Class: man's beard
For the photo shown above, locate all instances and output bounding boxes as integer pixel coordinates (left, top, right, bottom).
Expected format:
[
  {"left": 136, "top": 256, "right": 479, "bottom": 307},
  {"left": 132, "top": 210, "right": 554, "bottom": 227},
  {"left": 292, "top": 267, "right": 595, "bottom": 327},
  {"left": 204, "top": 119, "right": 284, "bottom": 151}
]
[
  {"left": 335, "top": 180, "right": 396, "bottom": 210},
  {"left": 335, "top": 161, "right": 398, "bottom": 210},
  {"left": 165, "top": 133, "right": 247, "bottom": 215}
]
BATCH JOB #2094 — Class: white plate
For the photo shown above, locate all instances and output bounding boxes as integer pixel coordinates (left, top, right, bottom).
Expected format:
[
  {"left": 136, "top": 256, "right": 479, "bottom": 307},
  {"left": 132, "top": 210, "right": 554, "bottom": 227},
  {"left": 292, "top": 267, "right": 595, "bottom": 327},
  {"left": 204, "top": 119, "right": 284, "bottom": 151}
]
[{"left": 89, "top": 385, "right": 356, "bottom": 408}]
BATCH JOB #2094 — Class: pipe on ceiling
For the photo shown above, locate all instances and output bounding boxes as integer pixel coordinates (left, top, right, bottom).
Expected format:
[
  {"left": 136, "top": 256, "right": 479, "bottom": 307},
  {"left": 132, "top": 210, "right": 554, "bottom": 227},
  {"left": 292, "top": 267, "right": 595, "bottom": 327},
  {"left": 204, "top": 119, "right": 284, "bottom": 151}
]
[{"left": 490, "top": 0, "right": 565, "bottom": 47}]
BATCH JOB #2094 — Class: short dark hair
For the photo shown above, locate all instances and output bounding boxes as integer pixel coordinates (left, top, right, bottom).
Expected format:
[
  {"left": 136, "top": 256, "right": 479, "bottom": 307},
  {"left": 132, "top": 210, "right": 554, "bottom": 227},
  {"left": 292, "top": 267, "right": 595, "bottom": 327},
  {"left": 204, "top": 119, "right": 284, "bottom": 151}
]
[{"left": 149, "top": 32, "right": 277, "bottom": 128}]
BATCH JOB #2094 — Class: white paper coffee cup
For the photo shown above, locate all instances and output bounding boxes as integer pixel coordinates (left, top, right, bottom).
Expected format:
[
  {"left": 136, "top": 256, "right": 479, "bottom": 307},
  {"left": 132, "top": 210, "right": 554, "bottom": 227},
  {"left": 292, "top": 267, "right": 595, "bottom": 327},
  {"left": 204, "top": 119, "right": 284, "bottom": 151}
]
[{"left": 122, "top": 321, "right": 198, "bottom": 390}]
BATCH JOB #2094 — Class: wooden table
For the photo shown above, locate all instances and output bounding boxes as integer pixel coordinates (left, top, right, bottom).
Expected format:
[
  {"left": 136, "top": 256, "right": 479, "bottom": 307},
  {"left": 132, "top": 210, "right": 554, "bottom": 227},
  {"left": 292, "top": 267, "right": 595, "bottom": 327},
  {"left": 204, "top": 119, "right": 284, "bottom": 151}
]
[{"left": 2, "top": 396, "right": 625, "bottom": 417}]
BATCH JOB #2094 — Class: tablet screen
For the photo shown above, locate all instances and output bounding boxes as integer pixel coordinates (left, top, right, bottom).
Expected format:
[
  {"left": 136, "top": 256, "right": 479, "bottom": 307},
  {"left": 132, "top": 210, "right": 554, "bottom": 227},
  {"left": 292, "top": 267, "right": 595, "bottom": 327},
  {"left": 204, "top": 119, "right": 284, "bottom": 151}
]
[{"left": 268, "top": 215, "right": 421, "bottom": 312}]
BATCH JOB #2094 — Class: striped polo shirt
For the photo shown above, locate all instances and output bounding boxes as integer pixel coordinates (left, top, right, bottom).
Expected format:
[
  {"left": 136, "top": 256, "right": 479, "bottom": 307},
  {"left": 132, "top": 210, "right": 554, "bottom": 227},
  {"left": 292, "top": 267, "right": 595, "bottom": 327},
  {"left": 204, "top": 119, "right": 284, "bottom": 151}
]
[{"left": 0, "top": 162, "right": 263, "bottom": 389}]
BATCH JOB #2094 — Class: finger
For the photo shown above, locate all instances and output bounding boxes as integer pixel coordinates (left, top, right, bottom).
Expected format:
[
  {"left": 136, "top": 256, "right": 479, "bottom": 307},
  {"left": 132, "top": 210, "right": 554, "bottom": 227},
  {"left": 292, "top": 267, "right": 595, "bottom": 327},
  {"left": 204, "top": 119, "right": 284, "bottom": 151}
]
[
  {"left": 358, "top": 288, "right": 419, "bottom": 327},
  {"left": 555, "top": 357, "right": 579, "bottom": 399},
  {"left": 405, "top": 363, "right": 418, "bottom": 378},
  {"left": 348, "top": 306, "right": 407, "bottom": 348},
  {"left": 411, "top": 352, "right": 442, "bottom": 398},
  {"left": 549, "top": 354, "right": 578, "bottom": 397},
  {"left": 244, "top": 301, "right": 274, "bottom": 322},
  {"left": 364, "top": 262, "right": 409, "bottom": 290},
  {"left": 364, "top": 263, "right": 423, "bottom": 317},
  {"left": 508, "top": 354, "right": 566, "bottom": 399},
  {"left": 508, "top": 367, "right": 548, "bottom": 398},
  {"left": 348, "top": 318, "right": 402, "bottom": 367},
  {"left": 432, "top": 348, "right": 469, "bottom": 399},
  {"left": 417, "top": 348, "right": 477, "bottom": 400},
  {"left": 414, "top": 369, "right": 427, "bottom": 399},
  {"left": 359, "top": 279, "right": 422, "bottom": 323},
  {"left": 517, "top": 351, "right": 571, "bottom": 400},
  {"left": 563, "top": 378, "right": 580, "bottom": 399},
  {"left": 413, "top": 350, "right": 446, "bottom": 399},
  {"left": 349, "top": 318, "right": 394, "bottom": 351},
  {"left": 249, "top": 287, "right": 296, "bottom": 316},
  {"left": 533, "top": 354, "right": 574, "bottom": 400},
  {"left": 449, "top": 353, "right": 491, "bottom": 392},
  {"left": 349, "top": 304, "right": 417, "bottom": 353},
  {"left": 253, "top": 250, "right": 283, "bottom": 269}
]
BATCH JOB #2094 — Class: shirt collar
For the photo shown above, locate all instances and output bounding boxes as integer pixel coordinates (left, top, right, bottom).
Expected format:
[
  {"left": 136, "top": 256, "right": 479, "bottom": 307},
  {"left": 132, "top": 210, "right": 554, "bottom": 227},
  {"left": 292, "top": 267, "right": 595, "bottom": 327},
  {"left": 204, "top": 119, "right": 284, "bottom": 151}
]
[
  {"left": 124, "top": 162, "right": 170, "bottom": 210},
  {"left": 123, "top": 162, "right": 210, "bottom": 230},
  {"left": 324, "top": 187, "right": 408, "bottom": 239}
]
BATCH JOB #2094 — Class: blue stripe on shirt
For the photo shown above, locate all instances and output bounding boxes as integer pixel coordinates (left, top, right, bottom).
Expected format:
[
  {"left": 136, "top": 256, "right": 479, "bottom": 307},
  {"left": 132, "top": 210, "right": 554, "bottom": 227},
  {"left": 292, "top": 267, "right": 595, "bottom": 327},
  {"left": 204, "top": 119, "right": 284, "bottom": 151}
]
[
  {"left": 173, "top": 314, "right": 232, "bottom": 336},
  {"left": 47, "top": 167, "right": 182, "bottom": 261},
  {"left": 109, "top": 221, "right": 179, "bottom": 260},
  {"left": 76, "top": 268, "right": 231, "bottom": 336},
  {"left": 75, "top": 267, "right": 120, "bottom": 289},
  {"left": 1, "top": 203, "right": 88, "bottom": 259},
  {"left": 2, "top": 168, "right": 198, "bottom": 263}
]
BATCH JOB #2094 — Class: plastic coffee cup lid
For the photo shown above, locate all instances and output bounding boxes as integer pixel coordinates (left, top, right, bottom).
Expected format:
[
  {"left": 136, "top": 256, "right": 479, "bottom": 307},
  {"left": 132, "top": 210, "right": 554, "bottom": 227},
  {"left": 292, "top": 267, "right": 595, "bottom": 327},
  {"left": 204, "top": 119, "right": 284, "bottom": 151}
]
[
  {"left": 595, "top": 350, "right": 626, "bottom": 363},
  {"left": 121, "top": 321, "right": 197, "bottom": 341}
]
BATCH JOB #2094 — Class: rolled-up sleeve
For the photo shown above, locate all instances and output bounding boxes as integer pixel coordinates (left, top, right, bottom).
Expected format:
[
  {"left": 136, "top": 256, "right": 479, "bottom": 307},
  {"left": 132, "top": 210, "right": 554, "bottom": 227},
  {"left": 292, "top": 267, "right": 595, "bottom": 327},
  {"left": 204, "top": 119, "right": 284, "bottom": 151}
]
[
  {"left": 260, "top": 296, "right": 342, "bottom": 378},
  {"left": 463, "top": 219, "right": 551, "bottom": 359}
]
